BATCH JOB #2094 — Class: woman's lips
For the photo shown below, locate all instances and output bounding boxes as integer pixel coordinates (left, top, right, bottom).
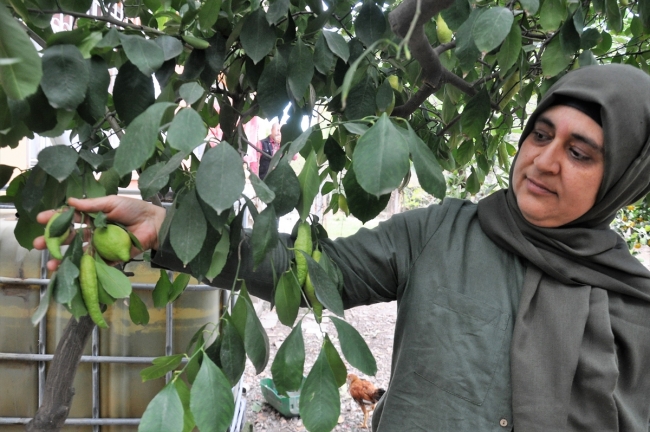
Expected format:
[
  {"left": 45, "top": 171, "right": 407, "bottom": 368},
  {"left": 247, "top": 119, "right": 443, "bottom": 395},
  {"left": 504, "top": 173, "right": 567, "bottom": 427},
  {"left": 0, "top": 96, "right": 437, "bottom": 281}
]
[{"left": 526, "top": 177, "right": 556, "bottom": 195}]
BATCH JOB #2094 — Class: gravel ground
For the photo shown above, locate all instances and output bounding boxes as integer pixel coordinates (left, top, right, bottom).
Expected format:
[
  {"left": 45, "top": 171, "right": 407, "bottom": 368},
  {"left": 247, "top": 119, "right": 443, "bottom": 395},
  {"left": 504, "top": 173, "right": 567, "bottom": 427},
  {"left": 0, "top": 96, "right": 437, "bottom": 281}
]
[{"left": 241, "top": 301, "right": 397, "bottom": 432}]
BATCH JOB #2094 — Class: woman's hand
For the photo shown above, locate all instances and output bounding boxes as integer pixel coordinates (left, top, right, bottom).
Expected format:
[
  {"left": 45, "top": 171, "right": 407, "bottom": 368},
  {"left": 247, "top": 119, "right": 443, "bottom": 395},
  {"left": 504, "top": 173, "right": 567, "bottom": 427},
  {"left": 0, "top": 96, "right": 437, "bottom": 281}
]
[{"left": 33, "top": 196, "right": 167, "bottom": 271}]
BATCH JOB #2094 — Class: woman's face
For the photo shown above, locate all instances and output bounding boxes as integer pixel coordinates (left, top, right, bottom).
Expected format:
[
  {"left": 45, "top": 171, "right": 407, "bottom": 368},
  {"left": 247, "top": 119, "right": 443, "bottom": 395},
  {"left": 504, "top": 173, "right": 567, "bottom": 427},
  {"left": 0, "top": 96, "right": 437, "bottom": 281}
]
[{"left": 512, "top": 105, "right": 605, "bottom": 227}]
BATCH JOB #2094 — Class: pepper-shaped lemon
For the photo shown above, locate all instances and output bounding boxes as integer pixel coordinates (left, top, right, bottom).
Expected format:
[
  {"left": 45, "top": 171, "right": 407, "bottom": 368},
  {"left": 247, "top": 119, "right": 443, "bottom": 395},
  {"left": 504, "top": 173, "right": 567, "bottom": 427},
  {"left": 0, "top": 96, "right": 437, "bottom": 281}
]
[
  {"left": 92, "top": 224, "right": 132, "bottom": 262},
  {"left": 436, "top": 14, "right": 453, "bottom": 44},
  {"left": 44, "top": 212, "right": 70, "bottom": 260},
  {"left": 294, "top": 222, "right": 312, "bottom": 287}
]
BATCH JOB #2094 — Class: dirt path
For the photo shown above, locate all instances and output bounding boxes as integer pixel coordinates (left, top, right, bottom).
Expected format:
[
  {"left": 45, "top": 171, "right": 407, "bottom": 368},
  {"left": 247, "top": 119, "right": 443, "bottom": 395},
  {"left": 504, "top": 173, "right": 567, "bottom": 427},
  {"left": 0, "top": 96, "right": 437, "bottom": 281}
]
[{"left": 241, "top": 301, "right": 397, "bottom": 431}]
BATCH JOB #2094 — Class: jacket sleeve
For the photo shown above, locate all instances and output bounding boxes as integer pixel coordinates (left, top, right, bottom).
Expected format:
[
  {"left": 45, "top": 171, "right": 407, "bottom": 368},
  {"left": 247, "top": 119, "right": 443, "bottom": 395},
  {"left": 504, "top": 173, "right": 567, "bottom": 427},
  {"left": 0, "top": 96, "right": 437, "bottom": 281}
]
[{"left": 151, "top": 205, "right": 447, "bottom": 308}]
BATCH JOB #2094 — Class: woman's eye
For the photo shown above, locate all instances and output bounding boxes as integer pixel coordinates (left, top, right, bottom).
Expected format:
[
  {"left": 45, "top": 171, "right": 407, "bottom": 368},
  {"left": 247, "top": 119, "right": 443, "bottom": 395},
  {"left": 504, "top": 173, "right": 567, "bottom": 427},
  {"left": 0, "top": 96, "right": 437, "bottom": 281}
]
[
  {"left": 533, "top": 131, "right": 548, "bottom": 141},
  {"left": 569, "top": 147, "right": 589, "bottom": 161}
]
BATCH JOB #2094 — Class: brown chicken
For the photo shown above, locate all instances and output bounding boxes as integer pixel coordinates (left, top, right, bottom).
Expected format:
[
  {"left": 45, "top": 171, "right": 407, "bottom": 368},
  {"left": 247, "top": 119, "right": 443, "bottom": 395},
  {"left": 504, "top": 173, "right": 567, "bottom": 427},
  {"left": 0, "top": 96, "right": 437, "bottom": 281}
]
[{"left": 346, "top": 374, "right": 386, "bottom": 429}]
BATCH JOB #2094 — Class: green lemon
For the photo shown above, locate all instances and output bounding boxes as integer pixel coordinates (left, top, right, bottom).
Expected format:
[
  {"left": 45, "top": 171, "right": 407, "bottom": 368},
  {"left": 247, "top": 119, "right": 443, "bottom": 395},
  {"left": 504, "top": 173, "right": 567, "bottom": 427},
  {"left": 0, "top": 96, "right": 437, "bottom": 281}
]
[
  {"left": 93, "top": 224, "right": 132, "bottom": 262},
  {"left": 44, "top": 212, "right": 70, "bottom": 260},
  {"left": 436, "top": 14, "right": 453, "bottom": 44}
]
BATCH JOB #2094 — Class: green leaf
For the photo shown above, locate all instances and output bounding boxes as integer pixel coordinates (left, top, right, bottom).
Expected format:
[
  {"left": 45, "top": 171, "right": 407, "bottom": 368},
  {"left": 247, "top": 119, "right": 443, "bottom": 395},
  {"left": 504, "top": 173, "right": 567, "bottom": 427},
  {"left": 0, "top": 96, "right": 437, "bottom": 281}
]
[
  {"left": 240, "top": 8, "right": 276, "bottom": 64},
  {"left": 77, "top": 56, "right": 110, "bottom": 125},
  {"left": 558, "top": 22, "right": 578, "bottom": 54},
  {"left": 454, "top": 8, "right": 483, "bottom": 71},
  {"left": 113, "top": 61, "right": 156, "bottom": 126},
  {"left": 264, "top": 159, "right": 301, "bottom": 217},
  {"left": 323, "top": 136, "right": 347, "bottom": 172},
  {"left": 41, "top": 45, "right": 89, "bottom": 110},
  {"left": 519, "top": 0, "right": 539, "bottom": 14},
  {"left": 129, "top": 292, "right": 150, "bottom": 325},
  {"left": 59, "top": 0, "right": 92, "bottom": 13},
  {"left": 171, "top": 188, "right": 207, "bottom": 265},
  {"left": 353, "top": 113, "right": 410, "bottom": 196},
  {"left": 539, "top": 0, "right": 566, "bottom": 31},
  {"left": 174, "top": 380, "right": 196, "bottom": 432},
  {"left": 345, "top": 77, "right": 376, "bottom": 120},
  {"left": 297, "top": 151, "right": 320, "bottom": 221},
  {"left": 155, "top": 35, "right": 184, "bottom": 61},
  {"left": 179, "top": 82, "right": 205, "bottom": 105},
  {"left": 138, "top": 163, "right": 168, "bottom": 200},
  {"left": 455, "top": 140, "right": 474, "bottom": 166},
  {"left": 37, "top": 145, "right": 79, "bottom": 182},
  {"left": 299, "top": 348, "right": 340, "bottom": 432},
  {"left": 466, "top": 167, "right": 480, "bottom": 194},
  {"left": 286, "top": 127, "right": 314, "bottom": 161},
  {"left": 251, "top": 205, "right": 279, "bottom": 266},
  {"left": 190, "top": 357, "right": 235, "bottom": 432},
  {"left": 267, "top": 0, "right": 290, "bottom": 24},
  {"left": 94, "top": 256, "right": 133, "bottom": 298},
  {"left": 138, "top": 151, "right": 187, "bottom": 200},
  {"left": 219, "top": 316, "right": 247, "bottom": 386},
  {"left": 301, "top": 251, "right": 344, "bottom": 316},
  {"left": 166, "top": 273, "right": 190, "bottom": 304},
  {"left": 271, "top": 321, "right": 305, "bottom": 395},
  {"left": 196, "top": 143, "right": 245, "bottom": 214},
  {"left": 472, "top": 7, "right": 513, "bottom": 53},
  {"left": 167, "top": 108, "right": 207, "bottom": 153},
  {"left": 342, "top": 166, "right": 391, "bottom": 223},
  {"left": 32, "top": 275, "right": 54, "bottom": 326},
  {"left": 441, "top": 0, "right": 470, "bottom": 30},
  {"left": 641, "top": 0, "right": 650, "bottom": 28},
  {"left": 355, "top": 1, "right": 386, "bottom": 47},
  {"left": 66, "top": 171, "right": 106, "bottom": 199},
  {"left": 288, "top": 39, "right": 314, "bottom": 100},
  {"left": 330, "top": 316, "right": 377, "bottom": 375},
  {"left": 314, "top": 32, "right": 335, "bottom": 74},
  {"left": 274, "top": 270, "right": 302, "bottom": 327},
  {"left": 496, "top": 21, "right": 522, "bottom": 76},
  {"left": 206, "top": 232, "right": 230, "bottom": 281},
  {"left": 323, "top": 335, "right": 347, "bottom": 388},
  {"left": 54, "top": 257, "right": 79, "bottom": 305},
  {"left": 0, "top": 165, "right": 15, "bottom": 189},
  {"left": 198, "top": 0, "right": 222, "bottom": 31},
  {"left": 375, "top": 79, "right": 393, "bottom": 113},
  {"left": 541, "top": 37, "right": 572, "bottom": 78},
  {"left": 323, "top": 31, "right": 350, "bottom": 63},
  {"left": 243, "top": 296, "right": 270, "bottom": 373},
  {"left": 139, "top": 383, "right": 184, "bottom": 432},
  {"left": 0, "top": 3, "right": 42, "bottom": 100},
  {"left": 113, "top": 102, "right": 175, "bottom": 177},
  {"left": 460, "top": 87, "right": 490, "bottom": 140},
  {"left": 578, "top": 50, "right": 597, "bottom": 67},
  {"left": 605, "top": 0, "right": 622, "bottom": 33},
  {"left": 407, "top": 126, "right": 446, "bottom": 199},
  {"left": 119, "top": 34, "right": 165, "bottom": 76},
  {"left": 249, "top": 172, "right": 276, "bottom": 203},
  {"left": 257, "top": 55, "right": 289, "bottom": 119},
  {"left": 152, "top": 269, "right": 172, "bottom": 308}
]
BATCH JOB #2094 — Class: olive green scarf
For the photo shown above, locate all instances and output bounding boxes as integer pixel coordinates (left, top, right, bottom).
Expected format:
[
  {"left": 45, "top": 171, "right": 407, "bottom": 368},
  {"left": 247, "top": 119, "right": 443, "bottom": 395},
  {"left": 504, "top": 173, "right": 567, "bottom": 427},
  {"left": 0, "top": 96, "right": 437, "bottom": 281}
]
[{"left": 478, "top": 64, "right": 650, "bottom": 431}]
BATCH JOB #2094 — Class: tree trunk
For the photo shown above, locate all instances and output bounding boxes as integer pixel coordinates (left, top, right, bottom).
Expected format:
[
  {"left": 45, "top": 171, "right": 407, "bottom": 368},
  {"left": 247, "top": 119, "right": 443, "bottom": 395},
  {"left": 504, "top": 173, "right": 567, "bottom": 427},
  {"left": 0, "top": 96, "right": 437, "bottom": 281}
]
[{"left": 26, "top": 316, "right": 95, "bottom": 432}]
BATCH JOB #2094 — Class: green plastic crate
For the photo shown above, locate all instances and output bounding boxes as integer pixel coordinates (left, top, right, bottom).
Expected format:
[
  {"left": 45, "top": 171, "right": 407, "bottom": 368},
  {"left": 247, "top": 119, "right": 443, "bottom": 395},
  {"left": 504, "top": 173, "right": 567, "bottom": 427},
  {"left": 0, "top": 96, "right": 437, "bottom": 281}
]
[{"left": 259, "top": 378, "right": 304, "bottom": 417}]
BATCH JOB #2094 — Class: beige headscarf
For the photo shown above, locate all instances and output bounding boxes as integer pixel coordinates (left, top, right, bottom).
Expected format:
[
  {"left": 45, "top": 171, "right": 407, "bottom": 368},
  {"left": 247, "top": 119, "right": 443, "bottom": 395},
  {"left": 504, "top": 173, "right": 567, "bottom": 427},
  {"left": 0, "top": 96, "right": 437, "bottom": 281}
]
[{"left": 478, "top": 64, "right": 650, "bottom": 431}]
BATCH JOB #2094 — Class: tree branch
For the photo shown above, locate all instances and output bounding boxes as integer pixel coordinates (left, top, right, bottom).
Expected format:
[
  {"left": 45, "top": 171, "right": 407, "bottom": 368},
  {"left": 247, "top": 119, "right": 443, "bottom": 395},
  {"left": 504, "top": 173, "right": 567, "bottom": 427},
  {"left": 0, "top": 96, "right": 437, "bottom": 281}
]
[
  {"left": 26, "top": 316, "right": 95, "bottom": 432},
  {"left": 28, "top": 9, "right": 165, "bottom": 35}
]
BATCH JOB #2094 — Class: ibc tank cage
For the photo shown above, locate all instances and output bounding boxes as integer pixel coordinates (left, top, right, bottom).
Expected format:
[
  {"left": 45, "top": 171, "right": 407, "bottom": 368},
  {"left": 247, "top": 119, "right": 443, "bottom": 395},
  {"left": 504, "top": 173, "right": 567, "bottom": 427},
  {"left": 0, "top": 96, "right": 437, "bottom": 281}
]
[{"left": 0, "top": 204, "right": 247, "bottom": 432}]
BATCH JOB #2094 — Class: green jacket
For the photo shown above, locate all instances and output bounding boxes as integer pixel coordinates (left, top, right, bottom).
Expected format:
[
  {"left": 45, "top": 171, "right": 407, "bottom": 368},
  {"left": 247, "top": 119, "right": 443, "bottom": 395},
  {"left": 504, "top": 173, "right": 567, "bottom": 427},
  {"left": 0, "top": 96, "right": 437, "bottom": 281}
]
[{"left": 153, "top": 198, "right": 526, "bottom": 431}]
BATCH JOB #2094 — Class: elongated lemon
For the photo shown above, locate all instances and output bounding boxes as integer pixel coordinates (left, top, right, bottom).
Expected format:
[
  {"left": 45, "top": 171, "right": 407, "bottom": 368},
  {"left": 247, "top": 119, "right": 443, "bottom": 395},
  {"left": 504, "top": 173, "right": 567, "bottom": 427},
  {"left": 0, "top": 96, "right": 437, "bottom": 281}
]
[
  {"left": 294, "top": 222, "right": 312, "bottom": 287},
  {"left": 80, "top": 253, "right": 108, "bottom": 328}
]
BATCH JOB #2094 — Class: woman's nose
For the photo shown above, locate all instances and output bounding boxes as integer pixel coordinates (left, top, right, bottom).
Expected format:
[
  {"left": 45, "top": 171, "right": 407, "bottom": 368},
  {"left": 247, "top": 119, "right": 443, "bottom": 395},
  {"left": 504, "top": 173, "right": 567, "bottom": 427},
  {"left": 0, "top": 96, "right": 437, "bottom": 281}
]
[{"left": 533, "top": 141, "right": 561, "bottom": 174}]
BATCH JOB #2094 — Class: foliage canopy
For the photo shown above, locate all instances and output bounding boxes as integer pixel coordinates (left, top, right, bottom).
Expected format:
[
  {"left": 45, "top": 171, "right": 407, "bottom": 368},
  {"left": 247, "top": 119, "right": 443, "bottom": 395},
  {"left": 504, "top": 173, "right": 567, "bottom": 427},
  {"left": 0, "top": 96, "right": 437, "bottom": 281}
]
[{"left": 1, "top": 0, "right": 650, "bottom": 428}]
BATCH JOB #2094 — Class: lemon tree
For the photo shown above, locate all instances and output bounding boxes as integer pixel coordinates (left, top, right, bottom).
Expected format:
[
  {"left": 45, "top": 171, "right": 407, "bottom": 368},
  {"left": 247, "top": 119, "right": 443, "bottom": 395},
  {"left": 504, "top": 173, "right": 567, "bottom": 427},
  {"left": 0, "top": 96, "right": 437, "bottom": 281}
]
[{"left": 2, "top": 0, "right": 650, "bottom": 429}]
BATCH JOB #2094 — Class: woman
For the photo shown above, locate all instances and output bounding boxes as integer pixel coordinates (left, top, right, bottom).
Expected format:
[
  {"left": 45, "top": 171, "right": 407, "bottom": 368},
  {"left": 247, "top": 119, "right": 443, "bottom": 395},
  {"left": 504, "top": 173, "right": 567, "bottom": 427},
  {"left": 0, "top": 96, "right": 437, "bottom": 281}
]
[{"left": 34, "top": 64, "right": 650, "bottom": 431}]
